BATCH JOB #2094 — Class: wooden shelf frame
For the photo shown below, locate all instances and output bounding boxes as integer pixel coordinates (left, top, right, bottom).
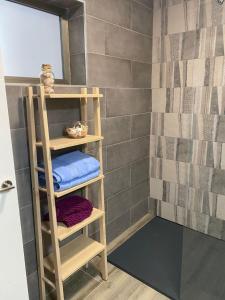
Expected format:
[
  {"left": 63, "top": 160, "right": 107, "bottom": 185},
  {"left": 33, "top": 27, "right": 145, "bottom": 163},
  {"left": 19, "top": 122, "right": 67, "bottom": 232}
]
[
  {"left": 26, "top": 86, "right": 108, "bottom": 300},
  {"left": 39, "top": 174, "right": 104, "bottom": 198},
  {"left": 42, "top": 208, "right": 104, "bottom": 241},
  {"left": 43, "top": 235, "right": 105, "bottom": 281},
  {"left": 32, "top": 93, "right": 104, "bottom": 99},
  {"left": 36, "top": 135, "right": 104, "bottom": 150}
]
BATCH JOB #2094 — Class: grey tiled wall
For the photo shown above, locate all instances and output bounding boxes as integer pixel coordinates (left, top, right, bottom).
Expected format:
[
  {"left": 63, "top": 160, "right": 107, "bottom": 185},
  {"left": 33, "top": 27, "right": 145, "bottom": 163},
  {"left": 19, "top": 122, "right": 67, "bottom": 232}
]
[
  {"left": 69, "top": 4, "right": 86, "bottom": 85},
  {"left": 150, "top": 0, "right": 225, "bottom": 240},
  {"left": 84, "top": 0, "right": 153, "bottom": 242},
  {"left": 6, "top": 0, "right": 153, "bottom": 298}
]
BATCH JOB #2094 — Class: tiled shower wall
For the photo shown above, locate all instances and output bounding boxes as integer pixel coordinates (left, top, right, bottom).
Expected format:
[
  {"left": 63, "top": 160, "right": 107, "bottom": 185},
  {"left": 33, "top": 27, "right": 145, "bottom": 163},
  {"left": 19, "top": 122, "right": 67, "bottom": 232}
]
[
  {"left": 84, "top": 0, "right": 153, "bottom": 241},
  {"left": 6, "top": 0, "right": 153, "bottom": 298},
  {"left": 150, "top": 0, "right": 225, "bottom": 239}
]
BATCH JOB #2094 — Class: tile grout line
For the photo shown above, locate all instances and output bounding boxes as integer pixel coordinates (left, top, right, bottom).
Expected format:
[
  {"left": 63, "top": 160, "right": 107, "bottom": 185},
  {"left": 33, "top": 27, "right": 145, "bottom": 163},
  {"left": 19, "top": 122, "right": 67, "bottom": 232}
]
[
  {"left": 87, "top": 51, "right": 152, "bottom": 66},
  {"left": 86, "top": 14, "right": 153, "bottom": 39}
]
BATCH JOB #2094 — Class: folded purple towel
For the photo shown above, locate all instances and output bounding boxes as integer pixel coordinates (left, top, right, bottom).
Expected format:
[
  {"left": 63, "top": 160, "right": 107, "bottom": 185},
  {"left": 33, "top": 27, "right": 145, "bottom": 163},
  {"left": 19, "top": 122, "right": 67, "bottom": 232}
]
[{"left": 43, "top": 195, "right": 93, "bottom": 227}]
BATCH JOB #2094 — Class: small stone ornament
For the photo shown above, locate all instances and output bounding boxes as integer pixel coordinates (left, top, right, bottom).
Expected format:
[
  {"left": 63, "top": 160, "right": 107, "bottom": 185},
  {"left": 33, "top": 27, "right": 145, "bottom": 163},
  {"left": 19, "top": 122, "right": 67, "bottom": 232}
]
[
  {"left": 40, "top": 64, "right": 55, "bottom": 94},
  {"left": 65, "top": 122, "right": 88, "bottom": 139}
]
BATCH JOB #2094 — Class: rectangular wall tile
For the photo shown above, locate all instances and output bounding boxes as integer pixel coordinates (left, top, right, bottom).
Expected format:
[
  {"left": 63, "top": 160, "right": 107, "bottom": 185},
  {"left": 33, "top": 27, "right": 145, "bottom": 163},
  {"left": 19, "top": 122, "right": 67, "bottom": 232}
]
[
  {"left": 131, "top": 157, "right": 149, "bottom": 185},
  {"left": 20, "top": 205, "right": 35, "bottom": 244},
  {"left": 11, "top": 128, "right": 29, "bottom": 171},
  {"left": 70, "top": 54, "right": 86, "bottom": 85},
  {"left": 102, "top": 116, "right": 131, "bottom": 145},
  {"left": 131, "top": 113, "right": 150, "bottom": 138},
  {"left": 6, "top": 86, "right": 25, "bottom": 129},
  {"left": 106, "top": 210, "right": 131, "bottom": 242},
  {"left": 86, "top": 0, "right": 131, "bottom": 28},
  {"left": 16, "top": 168, "right": 32, "bottom": 208},
  {"left": 130, "top": 136, "right": 149, "bottom": 162},
  {"left": 132, "top": 61, "right": 152, "bottom": 88},
  {"left": 107, "top": 189, "right": 132, "bottom": 223},
  {"left": 23, "top": 241, "right": 37, "bottom": 276},
  {"left": 107, "top": 140, "right": 132, "bottom": 171},
  {"left": 69, "top": 15, "right": 85, "bottom": 55},
  {"left": 131, "top": 198, "right": 149, "bottom": 224},
  {"left": 105, "top": 166, "right": 131, "bottom": 199},
  {"left": 105, "top": 23, "right": 152, "bottom": 63},
  {"left": 106, "top": 88, "right": 151, "bottom": 117},
  {"left": 167, "top": 3, "right": 185, "bottom": 34},
  {"left": 27, "top": 272, "right": 39, "bottom": 300},
  {"left": 131, "top": 1, "right": 153, "bottom": 36},
  {"left": 136, "top": 0, "right": 153, "bottom": 9},
  {"left": 88, "top": 54, "right": 132, "bottom": 88},
  {"left": 86, "top": 16, "right": 106, "bottom": 55}
]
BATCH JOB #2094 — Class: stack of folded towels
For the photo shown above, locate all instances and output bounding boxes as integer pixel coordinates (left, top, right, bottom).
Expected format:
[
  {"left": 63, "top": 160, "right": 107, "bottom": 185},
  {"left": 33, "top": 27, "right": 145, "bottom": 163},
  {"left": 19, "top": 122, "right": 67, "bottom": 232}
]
[
  {"left": 38, "top": 150, "right": 100, "bottom": 192},
  {"left": 43, "top": 195, "right": 93, "bottom": 227}
]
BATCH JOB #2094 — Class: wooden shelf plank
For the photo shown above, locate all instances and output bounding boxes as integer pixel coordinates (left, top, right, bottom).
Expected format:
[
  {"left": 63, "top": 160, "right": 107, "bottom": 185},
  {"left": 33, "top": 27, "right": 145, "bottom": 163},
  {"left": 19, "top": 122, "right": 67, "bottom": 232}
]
[
  {"left": 42, "top": 208, "right": 104, "bottom": 241},
  {"left": 36, "top": 135, "right": 103, "bottom": 150},
  {"left": 46, "top": 93, "right": 103, "bottom": 99},
  {"left": 44, "top": 235, "right": 105, "bottom": 281},
  {"left": 39, "top": 175, "right": 104, "bottom": 198},
  {"left": 33, "top": 93, "right": 103, "bottom": 99}
]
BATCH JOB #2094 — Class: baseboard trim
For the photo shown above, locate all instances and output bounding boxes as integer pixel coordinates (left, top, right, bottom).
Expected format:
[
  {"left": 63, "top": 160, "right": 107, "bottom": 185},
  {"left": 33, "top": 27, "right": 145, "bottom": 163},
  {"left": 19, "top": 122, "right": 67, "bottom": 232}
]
[{"left": 107, "top": 212, "right": 155, "bottom": 254}]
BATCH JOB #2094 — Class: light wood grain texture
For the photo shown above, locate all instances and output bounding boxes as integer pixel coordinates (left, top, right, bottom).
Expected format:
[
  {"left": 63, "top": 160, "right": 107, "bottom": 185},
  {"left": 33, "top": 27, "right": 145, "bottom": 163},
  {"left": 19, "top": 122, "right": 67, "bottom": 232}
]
[
  {"left": 26, "top": 87, "right": 46, "bottom": 300},
  {"left": 39, "top": 175, "right": 104, "bottom": 198},
  {"left": 81, "top": 87, "right": 89, "bottom": 267},
  {"left": 47, "top": 216, "right": 162, "bottom": 300},
  {"left": 27, "top": 86, "right": 108, "bottom": 299},
  {"left": 36, "top": 135, "right": 103, "bottom": 150},
  {"left": 48, "top": 262, "right": 169, "bottom": 300},
  {"left": 35, "top": 166, "right": 45, "bottom": 173},
  {"left": 44, "top": 235, "right": 105, "bottom": 281},
  {"left": 38, "top": 85, "right": 64, "bottom": 299},
  {"left": 42, "top": 208, "right": 104, "bottom": 241},
  {"left": 42, "top": 276, "right": 56, "bottom": 289},
  {"left": 33, "top": 93, "right": 104, "bottom": 99},
  {"left": 93, "top": 87, "right": 108, "bottom": 281},
  {"left": 84, "top": 263, "right": 169, "bottom": 300}
]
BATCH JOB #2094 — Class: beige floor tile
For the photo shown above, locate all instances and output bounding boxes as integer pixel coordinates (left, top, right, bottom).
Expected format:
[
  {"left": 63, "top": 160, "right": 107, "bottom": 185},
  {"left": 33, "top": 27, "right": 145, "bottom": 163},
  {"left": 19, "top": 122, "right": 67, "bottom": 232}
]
[
  {"left": 153, "top": 293, "right": 170, "bottom": 300},
  {"left": 47, "top": 262, "right": 168, "bottom": 300},
  {"left": 84, "top": 263, "right": 168, "bottom": 300}
]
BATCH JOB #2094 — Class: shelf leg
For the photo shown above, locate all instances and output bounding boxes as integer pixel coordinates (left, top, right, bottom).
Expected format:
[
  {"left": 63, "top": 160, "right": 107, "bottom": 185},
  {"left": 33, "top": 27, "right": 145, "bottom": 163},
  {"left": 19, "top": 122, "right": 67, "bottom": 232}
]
[
  {"left": 93, "top": 87, "right": 108, "bottom": 281},
  {"left": 38, "top": 86, "right": 64, "bottom": 300},
  {"left": 26, "top": 87, "right": 46, "bottom": 299},
  {"left": 99, "top": 178, "right": 108, "bottom": 281},
  {"left": 81, "top": 87, "right": 89, "bottom": 269},
  {"left": 83, "top": 178, "right": 89, "bottom": 270}
]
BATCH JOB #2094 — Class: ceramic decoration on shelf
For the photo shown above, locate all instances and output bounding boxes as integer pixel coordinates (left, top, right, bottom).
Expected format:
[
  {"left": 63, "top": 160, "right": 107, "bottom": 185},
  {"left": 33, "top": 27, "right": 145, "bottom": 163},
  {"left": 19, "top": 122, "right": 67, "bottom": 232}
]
[
  {"left": 65, "top": 121, "right": 88, "bottom": 139},
  {"left": 40, "top": 64, "right": 55, "bottom": 94}
]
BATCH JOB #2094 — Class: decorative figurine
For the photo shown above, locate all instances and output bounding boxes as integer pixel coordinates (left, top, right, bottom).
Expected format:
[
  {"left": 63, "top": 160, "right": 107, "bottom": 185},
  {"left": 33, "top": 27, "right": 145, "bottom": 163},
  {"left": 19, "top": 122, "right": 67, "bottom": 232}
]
[{"left": 40, "top": 64, "right": 55, "bottom": 94}]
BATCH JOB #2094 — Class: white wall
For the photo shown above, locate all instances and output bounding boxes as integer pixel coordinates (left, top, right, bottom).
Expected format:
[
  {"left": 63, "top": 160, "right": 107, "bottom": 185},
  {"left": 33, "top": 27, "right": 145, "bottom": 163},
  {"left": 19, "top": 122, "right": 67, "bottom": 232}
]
[{"left": 0, "top": 1, "right": 63, "bottom": 79}]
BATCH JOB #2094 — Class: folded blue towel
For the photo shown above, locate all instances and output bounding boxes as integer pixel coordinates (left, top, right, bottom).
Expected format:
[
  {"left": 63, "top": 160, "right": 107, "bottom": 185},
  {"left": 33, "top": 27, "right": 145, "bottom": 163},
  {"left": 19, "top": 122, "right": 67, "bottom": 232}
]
[
  {"left": 39, "top": 150, "right": 100, "bottom": 183},
  {"left": 38, "top": 150, "right": 100, "bottom": 191},
  {"left": 39, "top": 169, "right": 100, "bottom": 191}
]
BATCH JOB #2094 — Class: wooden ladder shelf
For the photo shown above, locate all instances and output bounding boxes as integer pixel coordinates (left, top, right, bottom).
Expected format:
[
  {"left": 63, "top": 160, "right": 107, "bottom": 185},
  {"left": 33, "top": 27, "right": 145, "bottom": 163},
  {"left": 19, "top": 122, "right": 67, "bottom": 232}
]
[{"left": 26, "top": 86, "right": 108, "bottom": 300}]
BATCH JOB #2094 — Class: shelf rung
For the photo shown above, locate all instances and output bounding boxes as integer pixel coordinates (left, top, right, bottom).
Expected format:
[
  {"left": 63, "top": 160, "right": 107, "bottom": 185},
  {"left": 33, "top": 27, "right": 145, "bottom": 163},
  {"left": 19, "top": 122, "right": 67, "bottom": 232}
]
[
  {"left": 39, "top": 175, "right": 104, "bottom": 198},
  {"left": 36, "top": 135, "right": 103, "bottom": 151},
  {"left": 42, "top": 225, "right": 51, "bottom": 235},
  {"left": 32, "top": 93, "right": 103, "bottom": 99},
  {"left": 42, "top": 208, "right": 104, "bottom": 241},
  {"left": 35, "top": 167, "right": 45, "bottom": 173},
  {"left": 42, "top": 276, "right": 55, "bottom": 289},
  {"left": 44, "top": 235, "right": 105, "bottom": 281}
]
